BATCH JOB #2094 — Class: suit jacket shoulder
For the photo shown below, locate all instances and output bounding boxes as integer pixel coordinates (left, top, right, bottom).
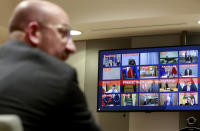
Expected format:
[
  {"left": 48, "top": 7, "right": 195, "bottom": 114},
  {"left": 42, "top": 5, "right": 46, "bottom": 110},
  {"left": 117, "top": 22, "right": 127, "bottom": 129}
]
[{"left": 0, "top": 40, "right": 101, "bottom": 131}]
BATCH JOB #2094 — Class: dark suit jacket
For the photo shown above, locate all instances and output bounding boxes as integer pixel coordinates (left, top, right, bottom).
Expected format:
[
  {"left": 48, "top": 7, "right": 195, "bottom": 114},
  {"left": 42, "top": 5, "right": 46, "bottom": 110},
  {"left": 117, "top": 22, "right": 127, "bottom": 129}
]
[
  {"left": 182, "top": 85, "right": 196, "bottom": 91},
  {"left": 0, "top": 40, "right": 100, "bottom": 131},
  {"left": 184, "top": 69, "right": 192, "bottom": 76},
  {"left": 163, "top": 101, "right": 173, "bottom": 106}
]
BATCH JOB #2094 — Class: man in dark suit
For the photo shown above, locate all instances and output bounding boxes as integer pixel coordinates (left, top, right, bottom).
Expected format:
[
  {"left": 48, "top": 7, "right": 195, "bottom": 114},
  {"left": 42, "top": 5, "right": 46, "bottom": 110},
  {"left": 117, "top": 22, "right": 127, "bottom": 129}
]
[
  {"left": 0, "top": 0, "right": 100, "bottom": 131},
  {"left": 182, "top": 82, "right": 197, "bottom": 91},
  {"left": 184, "top": 68, "right": 192, "bottom": 76},
  {"left": 163, "top": 96, "right": 173, "bottom": 106}
]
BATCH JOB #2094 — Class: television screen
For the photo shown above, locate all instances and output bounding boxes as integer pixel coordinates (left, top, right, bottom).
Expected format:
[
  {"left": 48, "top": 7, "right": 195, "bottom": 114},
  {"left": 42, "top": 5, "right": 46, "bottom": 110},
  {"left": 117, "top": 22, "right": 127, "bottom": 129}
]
[{"left": 97, "top": 45, "right": 200, "bottom": 111}]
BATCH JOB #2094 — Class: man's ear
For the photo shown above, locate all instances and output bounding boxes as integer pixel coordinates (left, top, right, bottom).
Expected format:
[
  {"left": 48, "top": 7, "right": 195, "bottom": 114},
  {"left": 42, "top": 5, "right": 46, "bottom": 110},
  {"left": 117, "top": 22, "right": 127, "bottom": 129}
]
[{"left": 25, "top": 21, "right": 41, "bottom": 47}]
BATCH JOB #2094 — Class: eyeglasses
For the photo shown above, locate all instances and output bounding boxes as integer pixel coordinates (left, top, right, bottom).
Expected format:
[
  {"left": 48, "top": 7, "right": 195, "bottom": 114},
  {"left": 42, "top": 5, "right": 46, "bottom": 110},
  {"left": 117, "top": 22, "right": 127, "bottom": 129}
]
[
  {"left": 39, "top": 22, "right": 71, "bottom": 43},
  {"left": 56, "top": 24, "right": 71, "bottom": 42}
]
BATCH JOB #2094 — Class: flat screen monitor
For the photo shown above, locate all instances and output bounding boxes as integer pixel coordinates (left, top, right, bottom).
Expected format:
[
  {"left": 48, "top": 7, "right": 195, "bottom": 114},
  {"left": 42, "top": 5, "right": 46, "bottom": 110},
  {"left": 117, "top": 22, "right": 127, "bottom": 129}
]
[{"left": 97, "top": 45, "right": 200, "bottom": 112}]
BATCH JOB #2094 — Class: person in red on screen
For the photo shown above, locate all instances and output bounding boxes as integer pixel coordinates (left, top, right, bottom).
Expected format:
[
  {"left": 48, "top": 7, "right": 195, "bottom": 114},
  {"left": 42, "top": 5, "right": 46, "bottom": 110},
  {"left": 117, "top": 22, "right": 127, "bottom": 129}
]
[{"left": 172, "top": 66, "right": 177, "bottom": 77}]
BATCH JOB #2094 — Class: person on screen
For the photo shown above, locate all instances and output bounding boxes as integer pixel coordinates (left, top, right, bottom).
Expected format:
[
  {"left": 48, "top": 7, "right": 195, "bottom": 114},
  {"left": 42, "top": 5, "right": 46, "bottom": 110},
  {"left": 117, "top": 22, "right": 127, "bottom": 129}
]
[
  {"left": 127, "top": 67, "right": 134, "bottom": 78},
  {"left": 133, "top": 84, "right": 137, "bottom": 92},
  {"left": 103, "top": 56, "right": 108, "bottom": 67},
  {"left": 103, "top": 95, "right": 113, "bottom": 106},
  {"left": 113, "top": 94, "right": 120, "bottom": 106},
  {"left": 160, "top": 67, "right": 166, "bottom": 77},
  {"left": 182, "top": 81, "right": 197, "bottom": 91},
  {"left": 166, "top": 68, "right": 171, "bottom": 78},
  {"left": 165, "top": 56, "right": 170, "bottom": 64},
  {"left": 0, "top": 1, "right": 101, "bottom": 131},
  {"left": 102, "top": 95, "right": 108, "bottom": 106},
  {"left": 106, "top": 85, "right": 119, "bottom": 93},
  {"left": 109, "top": 59, "right": 113, "bottom": 66},
  {"left": 150, "top": 67, "right": 156, "bottom": 77},
  {"left": 143, "top": 97, "right": 148, "bottom": 105},
  {"left": 172, "top": 67, "right": 177, "bottom": 77},
  {"left": 148, "top": 81, "right": 158, "bottom": 92},
  {"left": 135, "top": 66, "right": 140, "bottom": 78},
  {"left": 122, "top": 68, "right": 128, "bottom": 79},
  {"left": 185, "top": 96, "right": 195, "bottom": 105},
  {"left": 140, "top": 83, "right": 148, "bottom": 92},
  {"left": 165, "top": 82, "right": 169, "bottom": 90},
  {"left": 117, "top": 59, "right": 120, "bottom": 66},
  {"left": 163, "top": 96, "right": 173, "bottom": 106},
  {"left": 124, "top": 95, "right": 133, "bottom": 106},
  {"left": 129, "top": 59, "right": 136, "bottom": 65},
  {"left": 185, "top": 52, "right": 193, "bottom": 63},
  {"left": 184, "top": 68, "right": 192, "bottom": 76}
]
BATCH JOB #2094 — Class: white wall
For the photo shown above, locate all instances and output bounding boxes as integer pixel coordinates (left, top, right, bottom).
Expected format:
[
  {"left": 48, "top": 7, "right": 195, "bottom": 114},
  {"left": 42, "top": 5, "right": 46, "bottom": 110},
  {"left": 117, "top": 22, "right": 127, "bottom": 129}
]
[
  {"left": 85, "top": 38, "right": 131, "bottom": 131},
  {"left": 129, "top": 112, "right": 179, "bottom": 131},
  {"left": 66, "top": 40, "right": 86, "bottom": 91}
]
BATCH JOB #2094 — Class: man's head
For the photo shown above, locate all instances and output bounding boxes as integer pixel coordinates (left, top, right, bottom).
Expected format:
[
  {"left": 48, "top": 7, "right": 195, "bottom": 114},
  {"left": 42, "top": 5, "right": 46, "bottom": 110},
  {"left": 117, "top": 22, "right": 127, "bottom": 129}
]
[
  {"left": 9, "top": 0, "right": 76, "bottom": 61},
  {"left": 111, "top": 85, "right": 116, "bottom": 90},
  {"left": 186, "top": 81, "right": 192, "bottom": 87}
]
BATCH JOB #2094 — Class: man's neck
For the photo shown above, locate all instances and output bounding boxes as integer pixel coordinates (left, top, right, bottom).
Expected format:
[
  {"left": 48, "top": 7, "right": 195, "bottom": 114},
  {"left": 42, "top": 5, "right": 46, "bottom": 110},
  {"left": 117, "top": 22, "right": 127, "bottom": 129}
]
[
  {"left": 9, "top": 31, "right": 34, "bottom": 47},
  {"left": 9, "top": 31, "right": 26, "bottom": 42}
]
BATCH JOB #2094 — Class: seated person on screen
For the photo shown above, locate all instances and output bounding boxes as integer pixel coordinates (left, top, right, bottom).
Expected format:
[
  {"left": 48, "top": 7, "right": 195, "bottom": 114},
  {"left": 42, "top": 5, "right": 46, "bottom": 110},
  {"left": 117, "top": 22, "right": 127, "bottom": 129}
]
[
  {"left": 103, "top": 95, "right": 114, "bottom": 106},
  {"left": 106, "top": 85, "right": 118, "bottom": 93},
  {"left": 102, "top": 95, "right": 108, "bottom": 106},
  {"left": 172, "top": 67, "right": 177, "bottom": 77},
  {"left": 129, "top": 59, "right": 136, "bottom": 65},
  {"left": 117, "top": 59, "right": 120, "bottom": 66},
  {"left": 165, "top": 56, "right": 170, "bottom": 64},
  {"left": 140, "top": 83, "right": 148, "bottom": 92},
  {"left": 143, "top": 98, "right": 148, "bottom": 105},
  {"left": 163, "top": 96, "right": 173, "bottom": 106},
  {"left": 164, "top": 82, "right": 169, "bottom": 90},
  {"left": 160, "top": 68, "right": 166, "bottom": 77},
  {"left": 109, "top": 60, "right": 113, "bottom": 66},
  {"left": 182, "top": 81, "right": 197, "bottom": 91},
  {"left": 185, "top": 53, "right": 193, "bottom": 63},
  {"left": 148, "top": 82, "right": 158, "bottom": 92},
  {"left": 185, "top": 97, "right": 195, "bottom": 105},
  {"left": 113, "top": 94, "right": 120, "bottom": 106},
  {"left": 166, "top": 68, "right": 171, "bottom": 78},
  {"left": 184, "top": 68, "right": 192, "bottom": 76}
]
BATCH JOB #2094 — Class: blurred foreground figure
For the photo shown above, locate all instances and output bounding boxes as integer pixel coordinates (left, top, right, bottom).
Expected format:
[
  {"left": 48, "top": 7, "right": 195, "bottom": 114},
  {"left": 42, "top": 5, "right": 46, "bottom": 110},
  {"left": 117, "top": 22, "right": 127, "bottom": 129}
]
[{"left": 0, "top": 0, "right": 101, "bottom": 131}]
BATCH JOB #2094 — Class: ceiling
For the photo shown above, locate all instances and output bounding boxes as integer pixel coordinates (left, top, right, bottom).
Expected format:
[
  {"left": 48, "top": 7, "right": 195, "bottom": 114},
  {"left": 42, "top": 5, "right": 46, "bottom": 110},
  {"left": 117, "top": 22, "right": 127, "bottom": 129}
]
[{"left": 1, "top": 0, "right": 200, "bottom": 42}]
